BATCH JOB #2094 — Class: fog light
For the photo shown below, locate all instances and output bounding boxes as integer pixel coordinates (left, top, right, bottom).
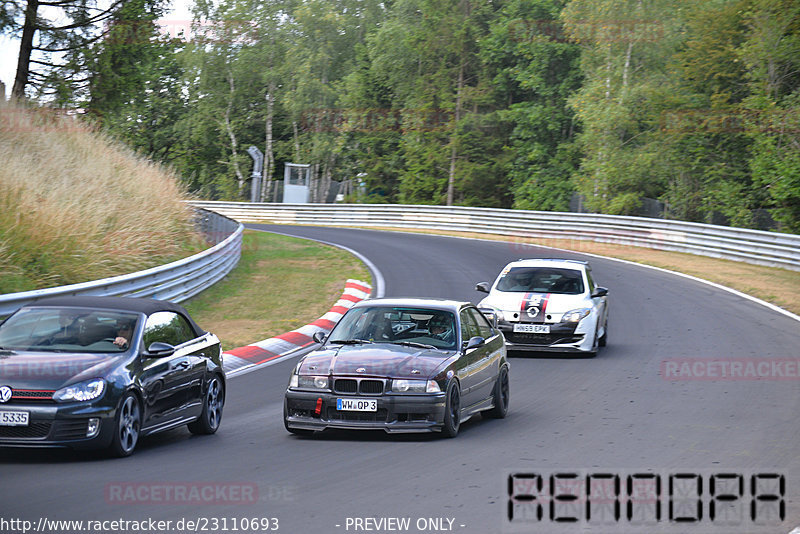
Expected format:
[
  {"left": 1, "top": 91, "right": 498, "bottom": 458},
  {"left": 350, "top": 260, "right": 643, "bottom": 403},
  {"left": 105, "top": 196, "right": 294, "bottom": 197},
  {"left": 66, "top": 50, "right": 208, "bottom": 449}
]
[{"left": 87, "top": 418, "right": 101, "bottom": 438}]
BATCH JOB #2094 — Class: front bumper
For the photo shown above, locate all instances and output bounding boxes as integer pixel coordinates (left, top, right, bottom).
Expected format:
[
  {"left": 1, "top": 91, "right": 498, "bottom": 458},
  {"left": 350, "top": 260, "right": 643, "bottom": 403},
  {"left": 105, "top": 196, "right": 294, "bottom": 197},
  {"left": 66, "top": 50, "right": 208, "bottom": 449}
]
[
  {"left": 284, "top": 389, "right": 447, "bottom": 433},
  {"left": 0, "top": 401, "right": 116, "bottom": 450},
  {"left": 499, "top": 320, "right": 594, "bottom": 353}
]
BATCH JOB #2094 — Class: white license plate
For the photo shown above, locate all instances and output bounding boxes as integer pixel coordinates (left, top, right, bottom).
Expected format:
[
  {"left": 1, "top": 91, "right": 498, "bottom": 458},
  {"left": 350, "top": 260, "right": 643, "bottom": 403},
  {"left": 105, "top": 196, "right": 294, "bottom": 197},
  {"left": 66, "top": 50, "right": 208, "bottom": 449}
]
[
  {"left": 0, "top": 410, "right": 29, "bottom": 426},
  {"left": 337, "top": 398, "right": 378, "bottom": 412},
  {"left": 513, "top": 324, "right": 550, "bottom": 334}
]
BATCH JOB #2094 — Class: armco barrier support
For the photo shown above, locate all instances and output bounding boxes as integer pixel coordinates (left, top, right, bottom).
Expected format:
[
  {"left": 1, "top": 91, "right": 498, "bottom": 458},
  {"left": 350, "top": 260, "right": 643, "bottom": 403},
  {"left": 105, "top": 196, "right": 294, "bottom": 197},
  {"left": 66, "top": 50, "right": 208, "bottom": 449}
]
[
  {"left": 0, "top": 209, "right": 243, "bottom": 317},
  {"left": 188, "top": 201, "right": 800, "bottom": 272},
  {"left": 222, "top": 279, "right": 372, "bottom": 374}
]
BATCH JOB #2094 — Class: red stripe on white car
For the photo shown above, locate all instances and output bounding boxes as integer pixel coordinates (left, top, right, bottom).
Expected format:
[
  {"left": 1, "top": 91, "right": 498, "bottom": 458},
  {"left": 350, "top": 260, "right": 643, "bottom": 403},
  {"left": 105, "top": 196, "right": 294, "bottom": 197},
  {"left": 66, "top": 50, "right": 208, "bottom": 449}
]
[{"left": 520, "top": 293, "right": 550, "bottom": 324}]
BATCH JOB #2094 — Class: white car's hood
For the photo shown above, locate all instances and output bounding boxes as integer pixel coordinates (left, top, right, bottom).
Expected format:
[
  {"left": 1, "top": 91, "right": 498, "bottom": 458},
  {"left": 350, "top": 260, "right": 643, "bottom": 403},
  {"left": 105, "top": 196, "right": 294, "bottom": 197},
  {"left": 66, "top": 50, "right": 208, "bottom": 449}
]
[{"left": 479, "top": 292, "right": 590, "bottom": 322}]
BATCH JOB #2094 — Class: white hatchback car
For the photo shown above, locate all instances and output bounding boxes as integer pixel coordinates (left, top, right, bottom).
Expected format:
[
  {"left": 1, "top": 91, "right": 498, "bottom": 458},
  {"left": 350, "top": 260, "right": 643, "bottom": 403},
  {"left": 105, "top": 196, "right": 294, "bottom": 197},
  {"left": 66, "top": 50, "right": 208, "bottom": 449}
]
[{"left": 475, "top": 259, "right": 608, "bottom": 355}]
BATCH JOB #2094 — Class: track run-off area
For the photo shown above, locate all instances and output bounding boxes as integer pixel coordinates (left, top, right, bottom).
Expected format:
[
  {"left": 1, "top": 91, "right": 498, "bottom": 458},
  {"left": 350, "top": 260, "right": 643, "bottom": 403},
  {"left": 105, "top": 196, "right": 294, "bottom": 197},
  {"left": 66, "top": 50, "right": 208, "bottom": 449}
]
[{"left": 1, "top": 224, "right": 798, "bottom": 534}]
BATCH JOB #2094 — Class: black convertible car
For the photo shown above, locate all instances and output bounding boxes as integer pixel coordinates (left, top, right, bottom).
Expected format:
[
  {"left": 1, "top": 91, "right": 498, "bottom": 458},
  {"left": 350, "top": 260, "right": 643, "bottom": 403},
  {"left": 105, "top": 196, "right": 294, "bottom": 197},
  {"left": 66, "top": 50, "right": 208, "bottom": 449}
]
[
  {"left": 284, "top": 298, "right": 509, "bottom": 437},
  {"left": 0, "top": 296, "right": 225, "bottom": 456}
]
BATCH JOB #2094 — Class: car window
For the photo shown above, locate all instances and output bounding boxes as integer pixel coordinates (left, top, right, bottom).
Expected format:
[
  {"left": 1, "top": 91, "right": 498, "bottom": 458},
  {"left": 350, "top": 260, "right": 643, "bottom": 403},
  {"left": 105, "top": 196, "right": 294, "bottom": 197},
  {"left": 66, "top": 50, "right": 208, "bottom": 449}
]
[
  {"left": 495, "top": 266, "right": 585, "bottom": 294},
  {"left": 460, "top": 310, "right": 479, "bottom": 344},
  {"left": 143, "top": 311, "right": 196, "bottom": 348},
  {"left": 327, "top": 306, "right": 458, "bottom": 350},
  {"left": 467, "top": 308, "right": 493, "bottom": 339},
  {"left": 0, "top": 307, "right": 139, "bottom": 353},
  {"left": 586, "top": 269, "right": 596, "bottom": 291}
]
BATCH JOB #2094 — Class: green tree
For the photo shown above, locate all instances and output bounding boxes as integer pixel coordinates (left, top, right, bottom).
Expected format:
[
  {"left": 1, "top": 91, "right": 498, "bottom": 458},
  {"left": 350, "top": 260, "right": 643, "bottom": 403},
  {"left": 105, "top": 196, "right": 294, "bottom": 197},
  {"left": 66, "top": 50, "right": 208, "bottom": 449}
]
[
  {"left": 481, "top": 0, "right": 582, "bottom": 211},
  {"left": 739, "top": 0, "right": 800, "bottom": 231},
  {"left": 368, "top": 0, "right": 510, "bottom": 206},
  {"left": 563, "top": 0, "right": 685, "bottom": 215},
  {"left": 85, "top": 0, "right": 188, "bottom": 164},
  {"left": 4, "top": 0, "right": 142, "bottom": 101}
]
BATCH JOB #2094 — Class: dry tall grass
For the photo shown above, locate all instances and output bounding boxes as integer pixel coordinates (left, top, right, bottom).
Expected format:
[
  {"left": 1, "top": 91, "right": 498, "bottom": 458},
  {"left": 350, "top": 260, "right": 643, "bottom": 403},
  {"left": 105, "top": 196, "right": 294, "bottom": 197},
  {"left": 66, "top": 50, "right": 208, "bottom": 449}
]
[{"left": 0, "top": 103, "right": 203, "bottom": 293}]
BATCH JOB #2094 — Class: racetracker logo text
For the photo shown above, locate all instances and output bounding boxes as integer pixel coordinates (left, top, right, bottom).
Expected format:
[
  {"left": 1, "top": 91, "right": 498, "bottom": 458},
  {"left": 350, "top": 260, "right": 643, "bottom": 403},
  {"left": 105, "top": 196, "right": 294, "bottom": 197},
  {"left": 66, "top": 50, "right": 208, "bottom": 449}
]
[
  {"left": 105, "top": 482, "right": 258, "bottom": 505},
  {"left": 660, "top": 358, "right": 800, "bottom": 381}
]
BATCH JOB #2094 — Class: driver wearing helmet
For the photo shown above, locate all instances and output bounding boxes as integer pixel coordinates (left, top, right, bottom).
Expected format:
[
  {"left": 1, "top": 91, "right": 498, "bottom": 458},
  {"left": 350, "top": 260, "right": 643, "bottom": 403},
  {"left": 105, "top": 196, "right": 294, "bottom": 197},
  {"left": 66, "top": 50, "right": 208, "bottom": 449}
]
[
  {"left": 506, "top": 271, "right": 534, "bottom": 291},
  {"left": 429, "top": 314, "right": 455, "bottom": 344}
]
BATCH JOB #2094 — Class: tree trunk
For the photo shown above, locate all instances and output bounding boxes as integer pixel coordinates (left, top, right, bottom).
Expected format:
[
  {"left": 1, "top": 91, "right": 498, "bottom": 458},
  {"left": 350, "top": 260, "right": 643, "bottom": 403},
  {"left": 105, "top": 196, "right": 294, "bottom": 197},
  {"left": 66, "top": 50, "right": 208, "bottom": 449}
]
[
  {"left": 447, "top": 60, "right": 464, "bottom": 206},
  {"left": 620, "top": 41, "right": 633, "bottom": 105},
  {"left": 12, "top": 0, "right": 40, "bottom": 100},
  {"left": 223, "top": 72, "right": 245, "bottom": 194},
  {"left": 292, "top": 121, "right": 301, "bottom": 161},
  {"left": 261, "top": 87, "right": 275, "bottom": 202}
]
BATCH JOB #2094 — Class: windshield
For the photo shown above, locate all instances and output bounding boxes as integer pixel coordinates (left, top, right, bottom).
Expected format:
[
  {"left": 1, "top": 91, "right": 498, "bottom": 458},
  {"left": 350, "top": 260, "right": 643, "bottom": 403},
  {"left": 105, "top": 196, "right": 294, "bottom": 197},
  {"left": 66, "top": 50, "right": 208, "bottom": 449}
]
[
  {"left": 495, "top": 267, "right": 585, "bottom": 294},
  {"left": 328, "top": 306, "right": 457, "bottom": 351},
  {"left": 0, "top": 307, "right": 140, "bottom": 353}
]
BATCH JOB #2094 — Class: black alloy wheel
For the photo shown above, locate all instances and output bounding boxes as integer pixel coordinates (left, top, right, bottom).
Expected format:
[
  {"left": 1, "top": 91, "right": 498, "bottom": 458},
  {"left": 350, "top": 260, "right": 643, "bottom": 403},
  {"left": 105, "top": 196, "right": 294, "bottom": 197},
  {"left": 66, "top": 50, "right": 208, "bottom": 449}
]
[
  {"left": 488, "top": 367, "right": 510, "bottom": 419},
  {"left": 442, "top": 381, "right": 461, "bottom": 438},
  {"left": 188, "top": 376, "right": 224, "bottom": 435},
  {"left": 110, "top": 393, "right": 141, "bottom": 457}
]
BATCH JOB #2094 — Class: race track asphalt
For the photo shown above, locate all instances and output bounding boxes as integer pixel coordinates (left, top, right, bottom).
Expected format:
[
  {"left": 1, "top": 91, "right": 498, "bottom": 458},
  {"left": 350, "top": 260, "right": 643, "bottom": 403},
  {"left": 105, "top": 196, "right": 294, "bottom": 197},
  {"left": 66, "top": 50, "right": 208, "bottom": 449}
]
[{"left": 1, "top": 224, "right": 798, "bottom": 534}]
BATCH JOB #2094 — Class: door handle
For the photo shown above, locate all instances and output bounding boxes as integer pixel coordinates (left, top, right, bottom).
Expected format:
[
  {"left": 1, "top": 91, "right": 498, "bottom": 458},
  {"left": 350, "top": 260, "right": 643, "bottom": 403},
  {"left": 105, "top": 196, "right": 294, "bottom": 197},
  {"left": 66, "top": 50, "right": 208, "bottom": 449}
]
[{"left": 171, "top": 360, "right": 190, "bottom": 370}]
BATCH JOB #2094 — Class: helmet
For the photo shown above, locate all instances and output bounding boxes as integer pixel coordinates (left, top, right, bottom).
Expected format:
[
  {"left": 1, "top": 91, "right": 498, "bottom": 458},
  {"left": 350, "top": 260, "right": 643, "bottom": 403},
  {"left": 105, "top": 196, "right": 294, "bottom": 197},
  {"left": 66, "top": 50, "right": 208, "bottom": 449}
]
[{"left": 429, "top": 314, "right": 454, "bottom": 341}]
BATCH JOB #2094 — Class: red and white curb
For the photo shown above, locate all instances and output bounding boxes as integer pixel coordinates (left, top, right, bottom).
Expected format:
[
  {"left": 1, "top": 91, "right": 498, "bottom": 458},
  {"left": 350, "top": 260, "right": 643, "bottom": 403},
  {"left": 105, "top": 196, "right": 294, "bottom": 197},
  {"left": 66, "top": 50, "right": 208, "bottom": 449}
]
[{"left": 222, "top": 279, "right": 372, "bottom": 375}]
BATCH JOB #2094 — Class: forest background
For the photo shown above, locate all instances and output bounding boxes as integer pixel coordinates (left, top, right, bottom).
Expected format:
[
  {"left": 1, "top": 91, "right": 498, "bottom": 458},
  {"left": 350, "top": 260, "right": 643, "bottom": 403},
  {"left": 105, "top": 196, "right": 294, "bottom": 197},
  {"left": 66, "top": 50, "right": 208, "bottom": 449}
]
[{"left": 3, "top": 0, "right": 799, "bottom": 233}]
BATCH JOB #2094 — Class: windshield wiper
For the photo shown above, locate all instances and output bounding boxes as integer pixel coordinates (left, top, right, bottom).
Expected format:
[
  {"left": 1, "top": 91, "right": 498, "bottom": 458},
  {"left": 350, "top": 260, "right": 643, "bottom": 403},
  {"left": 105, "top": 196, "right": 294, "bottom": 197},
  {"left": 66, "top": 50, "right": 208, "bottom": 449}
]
[
  {"left": 389, "top": 341, "right": 439, "bottom": 350},
  {"left": 328, "top": 339, "right": 373, "bottom": 345}
]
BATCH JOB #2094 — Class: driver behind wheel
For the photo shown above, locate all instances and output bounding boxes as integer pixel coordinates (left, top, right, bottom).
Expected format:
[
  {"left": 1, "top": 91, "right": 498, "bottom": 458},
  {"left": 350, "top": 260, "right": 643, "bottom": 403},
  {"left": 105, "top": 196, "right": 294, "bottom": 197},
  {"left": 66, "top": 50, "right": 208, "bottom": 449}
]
[
  {"left": 428, "top": 314, "right": 455, "bottom": 344},
  {"left": 113, "top": 320, "right": 135, "bottom": 349}
]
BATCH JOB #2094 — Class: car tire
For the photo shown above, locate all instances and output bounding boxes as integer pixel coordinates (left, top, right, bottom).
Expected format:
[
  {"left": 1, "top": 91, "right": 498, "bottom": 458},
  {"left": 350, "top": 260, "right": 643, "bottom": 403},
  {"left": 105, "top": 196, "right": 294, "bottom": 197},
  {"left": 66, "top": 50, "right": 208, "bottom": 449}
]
[
  {"left": 283, "top": 401, "right": 314, "bottom": 436},
  {"left": 188, "top": 375, "right": 224, "bottom": 435},
  {"left": 109, "top": 392, "right": 141, "bottom": 457},
  {"left": 488, "top": 366, "right": 510, "bottom": 419},
  {"left": 441, "top": 381, "right": 461, "bottom": 438},
  {"left": 598, "top": 320, "right": 608, "bottom": 347},
  {"left": 585, "top": 326, "right": 600, "bottom": 358}
]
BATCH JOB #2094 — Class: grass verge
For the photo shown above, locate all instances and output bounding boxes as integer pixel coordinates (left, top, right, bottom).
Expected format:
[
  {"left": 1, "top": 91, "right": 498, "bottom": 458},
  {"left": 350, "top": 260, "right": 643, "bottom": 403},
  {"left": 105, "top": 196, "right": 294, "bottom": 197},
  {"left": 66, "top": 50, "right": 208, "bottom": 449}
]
[
  {"left": 0, "top": 103, "right": 204, "bottom": 294},
  {"left": 182, "top": 230, "right": 371, "bottom": 351}
]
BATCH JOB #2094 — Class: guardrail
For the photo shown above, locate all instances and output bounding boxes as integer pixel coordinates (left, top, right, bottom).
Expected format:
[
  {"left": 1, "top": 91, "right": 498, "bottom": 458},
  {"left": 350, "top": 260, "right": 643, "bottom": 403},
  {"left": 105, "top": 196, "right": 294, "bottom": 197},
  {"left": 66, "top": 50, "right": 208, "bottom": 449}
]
[
  {"left": 188, "top": 201, "right": 800, "bottom": 272},
  {"left": 0, "top": 209, "right": 243, "bottom": 317}
]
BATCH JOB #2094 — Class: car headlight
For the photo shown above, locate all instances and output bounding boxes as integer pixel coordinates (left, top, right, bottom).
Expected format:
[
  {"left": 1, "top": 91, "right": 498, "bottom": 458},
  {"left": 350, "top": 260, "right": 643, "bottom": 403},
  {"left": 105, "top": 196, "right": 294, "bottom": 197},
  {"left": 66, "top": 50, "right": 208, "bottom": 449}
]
[
  {"left": 53, "top": 378, "right": 105, "bottom": 403},
  {"left": 488, "top": 307, "right": 507, "bottom": 322},
  {"left": 289, "top": 374, "right": 329, "bottom": 390},
  {"left": 562, "top": 308, "right": 592, "bottom": 323},
  {"left": 392, "top": 379, "right": 440, "bottom": 393}
]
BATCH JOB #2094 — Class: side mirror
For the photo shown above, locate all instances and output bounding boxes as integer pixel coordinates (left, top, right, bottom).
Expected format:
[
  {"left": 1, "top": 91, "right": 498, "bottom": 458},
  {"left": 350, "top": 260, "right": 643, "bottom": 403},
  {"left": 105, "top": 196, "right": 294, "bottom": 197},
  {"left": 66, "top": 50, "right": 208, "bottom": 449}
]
[
  {"left": 591, "top": 287, "right": 608, "bottom": 298},
  {"left": 475, "top": 282, "right": 491, "bottom": 293},
  {"left": 464, "top": 336, "right": 485, "bottom": 352},
  {"left": 312, "top": 331, "right": 327, "bottom": 344},
  {"left": 144, "top": 341, "right": 175, "bottom": 358}
]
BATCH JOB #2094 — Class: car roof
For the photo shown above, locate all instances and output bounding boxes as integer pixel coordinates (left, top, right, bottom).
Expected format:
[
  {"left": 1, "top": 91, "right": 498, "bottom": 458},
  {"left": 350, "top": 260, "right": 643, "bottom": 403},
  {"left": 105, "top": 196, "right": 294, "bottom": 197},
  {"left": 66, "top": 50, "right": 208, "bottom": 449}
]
[
  {"left": 352, "top": 297, "right": 471, "bottom": 313},
  {"left": 505, "top": 258, "right": 588, "bottom": 270},
  {"left": 20, "top": 296, "right": 206, "bottom": 334}
]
